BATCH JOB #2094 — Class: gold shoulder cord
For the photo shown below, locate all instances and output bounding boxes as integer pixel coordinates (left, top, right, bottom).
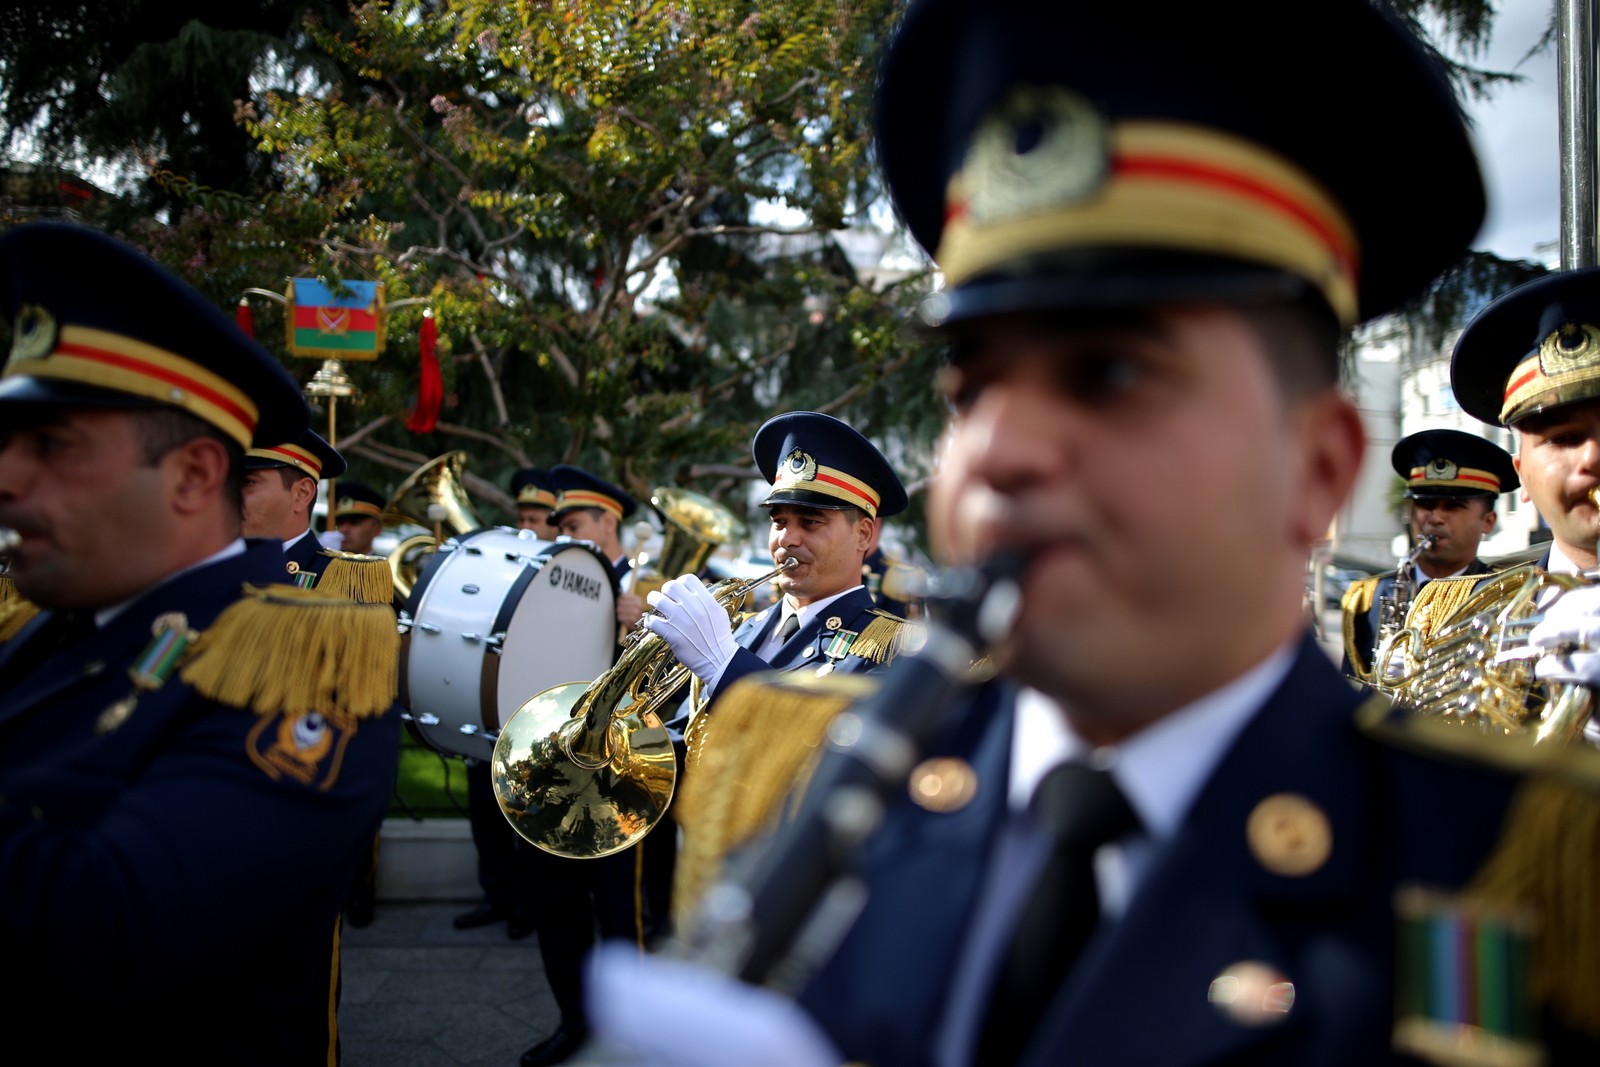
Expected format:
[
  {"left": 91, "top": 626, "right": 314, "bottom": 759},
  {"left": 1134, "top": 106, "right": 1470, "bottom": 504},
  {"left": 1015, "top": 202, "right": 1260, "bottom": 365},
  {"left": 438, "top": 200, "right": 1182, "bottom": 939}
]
[
  {"left": 180, "top": 583, "right": 399, "bottom": 727},
  {"left": 674, "top": 672, "right": 874, "bottom": 929}
]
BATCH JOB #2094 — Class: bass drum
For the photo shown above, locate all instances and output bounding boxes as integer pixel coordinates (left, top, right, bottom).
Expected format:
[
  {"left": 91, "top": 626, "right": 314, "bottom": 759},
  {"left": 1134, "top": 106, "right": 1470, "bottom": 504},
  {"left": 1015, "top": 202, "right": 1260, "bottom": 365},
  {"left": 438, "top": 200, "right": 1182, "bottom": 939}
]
[{"left": 399, "top": 528, "right": 619, "bottom": 760}]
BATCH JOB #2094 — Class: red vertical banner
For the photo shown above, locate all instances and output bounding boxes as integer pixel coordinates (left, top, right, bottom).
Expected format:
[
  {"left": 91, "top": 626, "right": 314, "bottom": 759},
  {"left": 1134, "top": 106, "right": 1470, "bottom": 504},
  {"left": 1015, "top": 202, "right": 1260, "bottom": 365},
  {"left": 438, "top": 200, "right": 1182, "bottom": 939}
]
[
  {"left": 406, "top": 311, "right": 442, "bottom": 433},
  {"left": 236, "top": 299, "right": 254, "bottom": 338}
]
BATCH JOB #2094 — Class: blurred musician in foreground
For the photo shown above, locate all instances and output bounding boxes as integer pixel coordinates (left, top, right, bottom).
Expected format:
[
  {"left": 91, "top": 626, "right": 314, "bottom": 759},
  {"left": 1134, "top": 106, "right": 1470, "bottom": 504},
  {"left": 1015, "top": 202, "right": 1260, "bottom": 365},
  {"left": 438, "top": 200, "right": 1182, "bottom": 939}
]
[
  {"left": 512, "top": 465, "right": 559, "bottom": 534},
  {"left": 0, "top": 221, "right": 401, "bottom": 1063},
  {"left": 583, "top": 2, "right": 1600, "bottom": 1065},
  {"left": 1340, "top": 428, "right": 1516, "bottom": 680}
]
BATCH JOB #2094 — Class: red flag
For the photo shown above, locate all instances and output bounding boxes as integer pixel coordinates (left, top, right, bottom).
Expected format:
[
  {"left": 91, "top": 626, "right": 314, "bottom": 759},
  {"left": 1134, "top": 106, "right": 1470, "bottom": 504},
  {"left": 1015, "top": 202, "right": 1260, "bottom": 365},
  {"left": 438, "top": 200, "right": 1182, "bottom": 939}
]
[
  {"left": 235, "top": 299, "right": 254, "bottom": 338},
  {"left": 406, "top": 312, "right": 442, "bottom": 433}
]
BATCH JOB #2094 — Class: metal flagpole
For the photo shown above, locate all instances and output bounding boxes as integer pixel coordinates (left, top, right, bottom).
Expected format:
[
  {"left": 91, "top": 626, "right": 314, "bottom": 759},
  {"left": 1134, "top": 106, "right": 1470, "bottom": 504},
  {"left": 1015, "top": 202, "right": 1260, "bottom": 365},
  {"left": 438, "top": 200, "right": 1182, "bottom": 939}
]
[{"left": 1558, "top": 0, "right": 1598, "bottom": 269}]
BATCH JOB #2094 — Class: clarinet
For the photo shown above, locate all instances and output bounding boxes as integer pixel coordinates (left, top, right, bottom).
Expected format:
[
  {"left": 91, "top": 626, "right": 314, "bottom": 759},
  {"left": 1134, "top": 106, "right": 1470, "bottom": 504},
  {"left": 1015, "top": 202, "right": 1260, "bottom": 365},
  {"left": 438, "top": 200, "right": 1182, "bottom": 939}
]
[
  {"left": 1371, "top": 532, "right": 1436, "bottom": 675},
  {"left": 674, "top": 550, "right": 1028, "bottom": 990}
]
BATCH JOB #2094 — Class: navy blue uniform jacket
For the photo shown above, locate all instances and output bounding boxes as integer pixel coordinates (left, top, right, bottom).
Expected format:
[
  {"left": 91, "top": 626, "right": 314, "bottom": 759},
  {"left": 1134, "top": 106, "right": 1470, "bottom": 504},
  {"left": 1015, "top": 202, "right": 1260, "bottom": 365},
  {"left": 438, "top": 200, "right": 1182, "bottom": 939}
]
[
  {"left": 0, "top": 540, "right": 400, "bottom": 1064},
  {"left": 717, "top": 586, "right": 897, "bottom": 694},
  {"left": 284, "top": 526, "right": 332, "bottom": 584},
  {"left": 799, "top": 634, "right": 1526, "bottom": 1067}
]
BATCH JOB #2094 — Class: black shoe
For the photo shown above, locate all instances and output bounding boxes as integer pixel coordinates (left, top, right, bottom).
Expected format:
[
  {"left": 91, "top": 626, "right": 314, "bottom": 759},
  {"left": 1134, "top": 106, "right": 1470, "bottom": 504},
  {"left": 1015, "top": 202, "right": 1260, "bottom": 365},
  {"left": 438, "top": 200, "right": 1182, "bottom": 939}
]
[
  {"left": 520, "top": 1021, "right": 588, "bottom": 1067},
  {"left": 452, "top": 900, "right": 509, "bottom": 929},
  {"left": 507, "top": 913, "right": 537, "bottom": 941}
]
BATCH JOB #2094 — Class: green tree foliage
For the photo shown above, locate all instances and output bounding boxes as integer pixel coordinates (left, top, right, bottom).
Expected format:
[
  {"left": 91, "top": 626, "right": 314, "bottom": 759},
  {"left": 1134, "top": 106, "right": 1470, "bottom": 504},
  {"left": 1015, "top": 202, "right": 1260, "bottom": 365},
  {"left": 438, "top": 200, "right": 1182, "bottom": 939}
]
[
  {"left": 0, "top": 2, "right": 354, "bottom": 217},
  {"left": 228, "top": 0, "right": 943, "bottom": 535}
]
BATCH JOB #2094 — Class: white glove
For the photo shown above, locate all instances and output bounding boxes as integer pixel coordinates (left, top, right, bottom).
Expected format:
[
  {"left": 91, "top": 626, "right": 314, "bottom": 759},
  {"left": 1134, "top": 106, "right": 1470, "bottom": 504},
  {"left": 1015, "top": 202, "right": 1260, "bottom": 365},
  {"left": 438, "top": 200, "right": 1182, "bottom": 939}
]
[
  {"left": 642, "top": 574, "right": 740, "bottom": 688},
  {"left": 1528, "top": 584, "right": 1600, "bottom": 687},
  {"left": 584, "top": 941, "right": 843, "bottom": 1067}
]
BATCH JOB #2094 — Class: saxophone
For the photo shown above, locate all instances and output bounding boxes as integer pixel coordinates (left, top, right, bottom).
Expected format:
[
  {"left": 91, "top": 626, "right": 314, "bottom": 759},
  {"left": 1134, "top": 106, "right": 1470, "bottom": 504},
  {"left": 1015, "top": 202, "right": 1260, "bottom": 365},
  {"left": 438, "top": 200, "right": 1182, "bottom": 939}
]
[{"left": 1370, "top": 533, "right": 1436, "bottom": 679}]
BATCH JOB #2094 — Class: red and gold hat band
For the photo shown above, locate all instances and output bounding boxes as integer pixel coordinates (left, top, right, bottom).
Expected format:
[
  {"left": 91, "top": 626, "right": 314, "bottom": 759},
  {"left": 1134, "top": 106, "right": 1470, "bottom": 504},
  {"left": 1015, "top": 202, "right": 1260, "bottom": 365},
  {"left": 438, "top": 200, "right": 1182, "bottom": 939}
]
[
  {"left": 1407, "top": 465, "right": 1500, "bottom": 493},
  {"left": 771, "top": 460, "right": 881, "bottom": 517},
  {"left": 337, "top": 499, "right": 384, "bottom": 519},
  {"left": 940, "top": 113, "right": 1360, "bottom": 327},
  {"left": 247, "top": 442, "right": 322, "bottom": 479},
  {"left": 518, "top": 487, "right": 558, "bottom": 508},
  {"left": 1500, "top": 324, "right": 1600, "bottom": 425},
  {"left": 6, "top": 323, "right": 259, "bottom": 447},
  {"left": 555, "top": 489, "right": 623, "bottom": 520}
]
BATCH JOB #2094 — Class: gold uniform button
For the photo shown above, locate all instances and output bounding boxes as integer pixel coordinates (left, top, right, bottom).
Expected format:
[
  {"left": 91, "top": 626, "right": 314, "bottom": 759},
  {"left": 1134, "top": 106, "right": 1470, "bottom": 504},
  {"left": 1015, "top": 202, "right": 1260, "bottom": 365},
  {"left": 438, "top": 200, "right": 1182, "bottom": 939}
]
[
  {"left": 825, "top": 615, "right": 842, "bottom": 631},
  {"left": 908, "top": 757, "right": 979, "bottom": 813},
  {"left": 286, "top": 561, "right": 300, "bottom": 574},
  {"left": 1246, "top": 793, "right": 1331, "bottom": 877}
]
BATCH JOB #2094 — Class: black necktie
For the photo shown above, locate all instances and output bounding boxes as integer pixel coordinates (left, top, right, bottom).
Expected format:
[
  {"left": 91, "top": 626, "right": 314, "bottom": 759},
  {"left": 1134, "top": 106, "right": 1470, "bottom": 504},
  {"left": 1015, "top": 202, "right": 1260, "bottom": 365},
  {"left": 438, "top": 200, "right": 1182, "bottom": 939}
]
[
  {"left": 975, "top": 760, "right": 1141, "bottom": 1066},
  {"left": 775, "top": 612, "right": 800, "bottom": 644}
]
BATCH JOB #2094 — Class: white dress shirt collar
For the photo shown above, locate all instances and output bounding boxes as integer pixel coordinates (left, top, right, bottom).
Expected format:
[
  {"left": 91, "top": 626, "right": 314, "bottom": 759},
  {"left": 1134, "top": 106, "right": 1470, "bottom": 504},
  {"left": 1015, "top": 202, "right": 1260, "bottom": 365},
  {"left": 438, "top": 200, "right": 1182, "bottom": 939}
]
[{"left": 1009, "top": 639, "right": 1299, "bottom": 843}]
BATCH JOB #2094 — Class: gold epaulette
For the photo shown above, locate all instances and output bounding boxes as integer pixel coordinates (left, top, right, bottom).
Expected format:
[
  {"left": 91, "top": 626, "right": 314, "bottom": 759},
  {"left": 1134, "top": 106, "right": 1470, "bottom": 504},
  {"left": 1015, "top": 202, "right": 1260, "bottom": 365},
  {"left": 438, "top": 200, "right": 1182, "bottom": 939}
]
[
  {"left": 1405, "top": 571, "right": 1500, "bottom": 643},
  {"left": 1357, "top": 695, "right": 1600, "bottom": 1039},
  {"left": 674, "top": 670, "right": 876, "bottom": 930},
  {"left": 851, "top": 609, "right": 918, "bottom": 664},
  {"left": 0, "top": 575, "right": 40, "bottom": 640},
  {"left": 179, "top": 583, "right": 399, "bottom": 727},
  {"left": 315, "top": 549, "right": 396, "bottom": 606},
  {"left": 1340, "top": 575, "right": 1381, "bottom": 672}
]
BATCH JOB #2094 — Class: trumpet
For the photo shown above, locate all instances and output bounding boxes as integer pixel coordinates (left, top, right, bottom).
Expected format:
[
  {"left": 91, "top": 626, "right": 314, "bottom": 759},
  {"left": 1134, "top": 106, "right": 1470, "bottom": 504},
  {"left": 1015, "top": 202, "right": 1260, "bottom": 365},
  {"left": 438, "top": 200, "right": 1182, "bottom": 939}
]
[{"left": 490, "top": 557, "right": 796, "bottom": 859}]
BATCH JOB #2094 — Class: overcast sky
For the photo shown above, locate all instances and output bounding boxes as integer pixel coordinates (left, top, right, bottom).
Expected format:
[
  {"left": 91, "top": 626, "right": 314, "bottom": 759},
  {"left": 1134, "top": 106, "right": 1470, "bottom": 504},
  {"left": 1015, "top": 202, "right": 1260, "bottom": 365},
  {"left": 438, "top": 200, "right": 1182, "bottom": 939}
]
[{"left": 1463, "top": 1, "right": 1561, "bottom": 264}]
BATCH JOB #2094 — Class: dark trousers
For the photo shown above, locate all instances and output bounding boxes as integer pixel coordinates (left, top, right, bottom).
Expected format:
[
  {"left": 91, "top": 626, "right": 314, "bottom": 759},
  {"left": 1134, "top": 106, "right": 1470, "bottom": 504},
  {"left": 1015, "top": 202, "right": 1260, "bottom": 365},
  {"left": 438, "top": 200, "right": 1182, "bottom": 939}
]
[
  {"left": 465, "top": 758, "right": 536, "bottom": 920},
  {"left": 527, "top": 845, "right": 644, "bottom": 1022}
]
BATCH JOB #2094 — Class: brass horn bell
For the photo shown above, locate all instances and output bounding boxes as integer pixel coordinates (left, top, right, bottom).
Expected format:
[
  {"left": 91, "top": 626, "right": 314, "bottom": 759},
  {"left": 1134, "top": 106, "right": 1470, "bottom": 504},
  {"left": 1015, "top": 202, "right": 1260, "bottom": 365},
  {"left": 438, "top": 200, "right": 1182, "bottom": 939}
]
[
  {"left": 383, "top": 450, "right": 484, "bottom": 601},
  {"left": 492, "top": 557, "right": 792, "bottom": 859}
]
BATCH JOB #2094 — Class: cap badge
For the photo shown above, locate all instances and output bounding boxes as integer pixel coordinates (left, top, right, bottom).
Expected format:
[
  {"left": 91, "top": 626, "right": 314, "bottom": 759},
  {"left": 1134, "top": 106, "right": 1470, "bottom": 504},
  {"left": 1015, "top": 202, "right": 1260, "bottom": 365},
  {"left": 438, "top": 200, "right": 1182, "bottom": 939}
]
[
  {"left": 782, "top": 448, "right": 819, "bottom": 484},
  {"left": 337, "top": 497, "right": 355, "bottom": 510},
  {"left": 1246, "top": 793, "right": 1332, "bottom": 877},
  {"left": 1539, "top": 321, "right": 1600, "bottom": 375},
  {"left": 961, "top": 85, "right": 1110, "bottom": 226},
  {"left": 1424, "top": 458, "right": 1457, "bottom": 481},
  {"left": 11, "top": 304, "right": 57, "bottom": 364}
]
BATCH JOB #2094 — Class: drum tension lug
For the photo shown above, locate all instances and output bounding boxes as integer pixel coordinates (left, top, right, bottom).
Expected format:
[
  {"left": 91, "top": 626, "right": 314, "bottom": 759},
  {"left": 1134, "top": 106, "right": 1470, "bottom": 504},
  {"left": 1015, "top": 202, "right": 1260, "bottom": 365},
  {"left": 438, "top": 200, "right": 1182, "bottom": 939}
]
[
  {"left": 417, "top": 623, "right": 441, "bottom": 634},
  {"left": 462, "top": 632, "right": 481, "bottom": 643}
]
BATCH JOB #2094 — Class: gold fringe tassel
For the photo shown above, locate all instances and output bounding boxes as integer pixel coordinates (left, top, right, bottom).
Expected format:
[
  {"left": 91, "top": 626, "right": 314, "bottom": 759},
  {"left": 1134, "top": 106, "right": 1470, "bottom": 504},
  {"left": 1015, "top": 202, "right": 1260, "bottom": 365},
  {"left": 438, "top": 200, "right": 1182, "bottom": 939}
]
[
  {"left": 0, "top": 580, "right": 41, "bottom": 641},
  {"left": 180, "top": 583, "right": 399, "bottom": 726},
  {"left": 316, "top": 552, "right": 396, "bottom": 606},
  {"left": 850, "top": 611, "right": 914, "bottom": 665},
  {"left": 673, "top": 673, "right": 870, "bottom": 930},
  {"left": 1467, "top": 775, "right": 1600, "bottom": 1037}
]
